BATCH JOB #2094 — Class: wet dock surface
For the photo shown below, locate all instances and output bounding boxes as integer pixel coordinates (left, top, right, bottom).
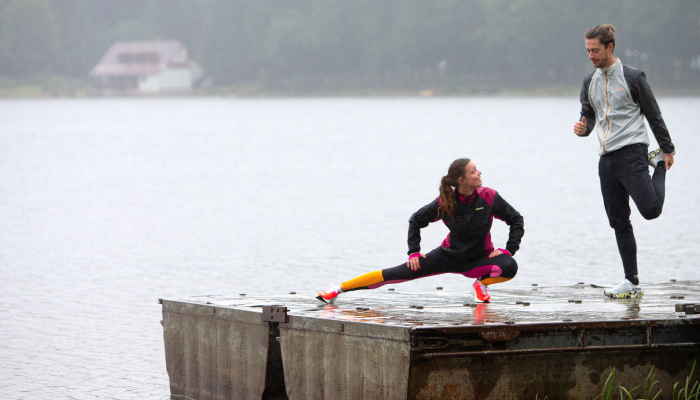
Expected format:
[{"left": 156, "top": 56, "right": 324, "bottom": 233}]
[{"left": 174, "top": 281, "right": 699, "bottom": 327}]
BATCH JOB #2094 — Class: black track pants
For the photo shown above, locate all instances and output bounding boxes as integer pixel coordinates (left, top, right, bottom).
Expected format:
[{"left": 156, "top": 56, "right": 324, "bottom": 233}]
[{"left": 598, "top": 143, "right": 666, "bottom": 282}]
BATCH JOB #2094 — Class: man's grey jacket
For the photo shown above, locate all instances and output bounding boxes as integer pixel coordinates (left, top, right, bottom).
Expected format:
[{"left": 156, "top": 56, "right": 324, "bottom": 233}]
[{"left": 579, "top": 58, "right": 674, "bottom": 156}]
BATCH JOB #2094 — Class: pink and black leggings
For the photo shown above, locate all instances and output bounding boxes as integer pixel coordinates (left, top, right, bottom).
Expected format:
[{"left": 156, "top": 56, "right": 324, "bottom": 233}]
[{"left": 340, "top": 247, "right": 518, "bottom": 292}]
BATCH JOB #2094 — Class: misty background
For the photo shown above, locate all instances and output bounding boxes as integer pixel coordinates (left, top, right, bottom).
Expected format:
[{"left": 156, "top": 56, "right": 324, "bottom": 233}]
[
  {"left": 3, "top": 1, "right": 700, "bottom": 398},
  {"left": 1, "top": 0, "right": 699, "bottom": 96}
]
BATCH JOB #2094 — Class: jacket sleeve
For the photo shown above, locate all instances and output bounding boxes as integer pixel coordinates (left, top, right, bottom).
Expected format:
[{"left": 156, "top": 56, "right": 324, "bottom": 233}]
[
  {"left": 627, "top": 69, "right": 675, "bottom": 154},
  {"left": 492, "top": 193, "right": 524, "bottom": 256},
  {"left": 579, "top": 73, "right": 596, "bottom": 136},
  {"left": 407, "top": 198, "right": 440, "bottom": 255}
]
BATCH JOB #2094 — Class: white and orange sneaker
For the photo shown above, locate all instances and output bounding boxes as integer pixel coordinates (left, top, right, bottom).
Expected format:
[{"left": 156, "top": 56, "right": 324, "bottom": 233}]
[
  {"left": 316, "top": 283, "right": 342, "bottom": 304},
  {"left": 471, "top": 279, "right": 491, "bottom": 303}
]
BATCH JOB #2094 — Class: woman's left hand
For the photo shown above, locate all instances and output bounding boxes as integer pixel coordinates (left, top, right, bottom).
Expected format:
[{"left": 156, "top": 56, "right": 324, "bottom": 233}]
[{"left": 488, "top": 249, "right": 503, "bottom": 258}]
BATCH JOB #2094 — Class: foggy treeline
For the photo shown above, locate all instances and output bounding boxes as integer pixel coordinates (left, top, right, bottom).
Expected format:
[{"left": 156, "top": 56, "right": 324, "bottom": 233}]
[{"left": 1, "top": 0, "right": 699, "bottom": 94}]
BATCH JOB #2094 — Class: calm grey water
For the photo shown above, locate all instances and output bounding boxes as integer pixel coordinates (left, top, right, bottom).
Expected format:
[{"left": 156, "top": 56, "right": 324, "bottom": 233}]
[{"left": 1, "top": 97, "right": 698, "bottom": 399}]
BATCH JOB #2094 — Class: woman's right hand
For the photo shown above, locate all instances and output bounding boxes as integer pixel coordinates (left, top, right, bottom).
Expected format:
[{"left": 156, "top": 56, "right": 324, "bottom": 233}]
[{"left": 408, "top": 253, "right": 426, "bottom": 271}]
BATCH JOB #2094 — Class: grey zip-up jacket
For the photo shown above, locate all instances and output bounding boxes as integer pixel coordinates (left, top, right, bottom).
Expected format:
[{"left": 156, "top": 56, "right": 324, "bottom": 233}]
[{"left": 579, "top": 58, "right": 674, "bottom": 156}]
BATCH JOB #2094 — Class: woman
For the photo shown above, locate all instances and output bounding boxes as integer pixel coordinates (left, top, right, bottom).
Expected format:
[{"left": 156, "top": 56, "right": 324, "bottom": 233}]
[{"left": 317, "top": 158, "right": 524, "bottom": 304}]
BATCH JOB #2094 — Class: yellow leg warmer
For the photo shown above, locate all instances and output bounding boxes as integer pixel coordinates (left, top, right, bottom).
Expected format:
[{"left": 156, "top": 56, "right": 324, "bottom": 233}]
[
  {"left": 341, "top": 270, "right": 385, "bottom": 292},
  {"left": 480, "top": 276, "right": 512, "bottom": 286}
]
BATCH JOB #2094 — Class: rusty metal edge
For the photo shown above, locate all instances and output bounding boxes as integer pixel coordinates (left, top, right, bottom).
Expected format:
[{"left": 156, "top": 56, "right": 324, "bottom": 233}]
[
  {"left": 413, "top": 342, "right": 700, "bottom": 359},
  {"left": 410, "top": 317, "right": 700, "bottom": 333}
]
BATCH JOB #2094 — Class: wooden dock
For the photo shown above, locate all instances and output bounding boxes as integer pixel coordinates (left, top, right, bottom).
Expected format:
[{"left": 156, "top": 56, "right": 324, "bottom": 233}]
[{"left": 160, "top": 281, "right": 700, "bottom": 399}]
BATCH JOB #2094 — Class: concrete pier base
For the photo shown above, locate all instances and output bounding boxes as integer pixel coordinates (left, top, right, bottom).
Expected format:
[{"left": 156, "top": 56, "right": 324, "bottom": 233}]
[
  {"left": 163, "top": 302, "right": 271, "bottom": 399},
  {"left": 161, "top": 282, "right": 700, "bottom": 399}
]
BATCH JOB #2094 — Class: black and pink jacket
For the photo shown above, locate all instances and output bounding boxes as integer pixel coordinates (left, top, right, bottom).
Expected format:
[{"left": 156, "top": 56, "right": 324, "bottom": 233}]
[{"left": 407, "top": 187, "right": 524, "bottom": 260}]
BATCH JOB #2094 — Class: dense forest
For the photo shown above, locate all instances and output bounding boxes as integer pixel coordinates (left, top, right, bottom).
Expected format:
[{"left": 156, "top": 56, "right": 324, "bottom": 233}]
[{"left": 1, "top": 0, "right": 699, "bottom": 94}]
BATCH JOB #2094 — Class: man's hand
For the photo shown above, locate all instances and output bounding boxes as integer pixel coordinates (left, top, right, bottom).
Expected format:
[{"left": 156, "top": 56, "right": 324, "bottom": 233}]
[
  {"left": 574, "top": 117, "right": 587, "bottom": 136},
  {"left": 664, "top": 153, "right": 674, "bottom": 170},
  {"left": 407, "top": 253, "right": 426, "bottom": 271}
]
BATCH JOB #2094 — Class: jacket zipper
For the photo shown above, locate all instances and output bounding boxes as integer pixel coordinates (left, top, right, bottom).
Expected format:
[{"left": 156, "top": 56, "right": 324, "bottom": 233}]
[{"left": 602, "top": 71, "right": 611, "bottom": 153}]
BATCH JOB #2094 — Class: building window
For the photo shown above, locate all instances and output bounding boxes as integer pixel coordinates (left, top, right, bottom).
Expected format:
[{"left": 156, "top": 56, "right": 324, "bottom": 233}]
[{"left": 118, "top": 53, "right": 159, "bottom": 64}]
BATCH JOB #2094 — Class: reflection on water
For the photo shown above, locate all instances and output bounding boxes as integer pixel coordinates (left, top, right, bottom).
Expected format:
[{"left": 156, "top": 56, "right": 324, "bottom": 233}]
[
  {"left": 1, "top": 97, "right": 699, "bottom": 398},
  {"left": 471, "top": 304, "right": 496, "bottom": 324},
  {"left": 625, "top": 303, "right": 642, "bottom": 319}
]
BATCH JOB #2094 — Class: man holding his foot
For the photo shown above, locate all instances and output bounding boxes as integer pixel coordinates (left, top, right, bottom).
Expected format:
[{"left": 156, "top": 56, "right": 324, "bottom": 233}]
[{"left": 574, "top": 24, "right": 675, "bottom": 299}]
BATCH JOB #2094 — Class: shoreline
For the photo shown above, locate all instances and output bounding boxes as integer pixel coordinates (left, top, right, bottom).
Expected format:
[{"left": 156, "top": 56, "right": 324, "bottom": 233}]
[{"left": 2, "top": 83, "right": 700, "bottom": 99}]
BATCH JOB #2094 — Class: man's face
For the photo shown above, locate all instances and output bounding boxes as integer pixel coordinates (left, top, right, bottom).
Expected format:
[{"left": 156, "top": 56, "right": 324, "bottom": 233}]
[{"left": 586, "top": 37, "right": 614, "bottom": 69}]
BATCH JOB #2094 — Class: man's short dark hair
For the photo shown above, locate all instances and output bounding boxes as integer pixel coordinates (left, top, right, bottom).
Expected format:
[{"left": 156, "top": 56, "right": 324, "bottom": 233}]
[{"left": 586, "top": 24, "right": 616, "bottom": 51}]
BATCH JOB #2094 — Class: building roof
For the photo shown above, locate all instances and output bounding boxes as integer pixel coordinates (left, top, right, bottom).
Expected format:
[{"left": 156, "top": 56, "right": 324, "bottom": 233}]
[{"left": 90, "top": 40, "right": 190, "bottom": 77}]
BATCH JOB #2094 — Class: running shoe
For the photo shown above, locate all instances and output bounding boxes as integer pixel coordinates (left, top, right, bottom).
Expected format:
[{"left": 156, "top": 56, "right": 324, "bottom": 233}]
[
  {"left": 647, "top": 148, "right": 676, "bottom": 168},
  {"left": 604, "top": 279, "right": 644, "bottom": 299},
  {"left": 316, "top": 283, "right": 342, "bottom": 304},
  {"left": 470, "top": 279, "right": 491, "bottom": 302}
]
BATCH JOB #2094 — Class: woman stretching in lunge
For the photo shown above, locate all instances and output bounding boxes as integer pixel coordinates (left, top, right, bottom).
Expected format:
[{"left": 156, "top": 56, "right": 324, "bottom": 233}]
[{"left": 317, "top": 158, "right": 524, "bottom": 304}]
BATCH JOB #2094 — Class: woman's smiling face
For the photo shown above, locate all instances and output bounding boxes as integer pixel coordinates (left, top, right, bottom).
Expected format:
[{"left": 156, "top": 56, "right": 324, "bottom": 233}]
[{"left": 458, "top": 161, "right": 482, "bottom": 192}]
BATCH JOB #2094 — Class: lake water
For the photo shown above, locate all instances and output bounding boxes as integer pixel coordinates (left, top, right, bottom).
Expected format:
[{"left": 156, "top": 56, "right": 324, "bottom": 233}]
[{"left": 1, "top": 97, "right": 698, "bottom": 399}]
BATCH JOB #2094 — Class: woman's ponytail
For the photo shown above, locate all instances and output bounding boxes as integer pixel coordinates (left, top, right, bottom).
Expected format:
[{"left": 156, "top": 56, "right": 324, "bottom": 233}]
[
  {"left": 438, "top": 175, "right": 456, "bottom": 218},
  {"left": 437, "top": 158, "right": 471, "bottom": 219}
]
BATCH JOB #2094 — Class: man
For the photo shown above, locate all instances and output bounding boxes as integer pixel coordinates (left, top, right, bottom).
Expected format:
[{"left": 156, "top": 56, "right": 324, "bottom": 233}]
[{"left": 574, "top": 24, "right": 675, "bottom": 299}]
